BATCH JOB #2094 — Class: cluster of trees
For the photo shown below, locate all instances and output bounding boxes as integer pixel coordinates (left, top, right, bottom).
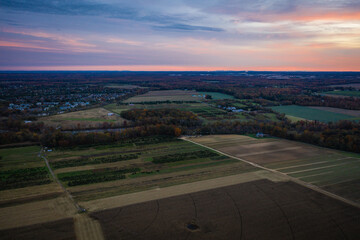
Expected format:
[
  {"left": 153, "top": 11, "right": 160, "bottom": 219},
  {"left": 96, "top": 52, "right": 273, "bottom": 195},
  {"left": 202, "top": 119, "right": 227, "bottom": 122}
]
[
  {"left": 58, "top": 167, "right": 140, "bottom": 186},
  {"left": 0, "top": 167, "right": 51, "bottom": 190},
  {"left": 121, "top": 108, "right": 202, "bottom": 127},
  {"left": 51, "top": 153, "right": 140, "bottom": 169},
  {"left": 292, "top": 95, "right": 360, "bottom": 110},
  {"left": 120, "top": 100, "right": 198, "bottom": 105},
  {"left": 152, "top": 150, "right": 218, "bottom": 164},
  {"left": 40, "top": 124, "right": 183, "bottom": 148}
]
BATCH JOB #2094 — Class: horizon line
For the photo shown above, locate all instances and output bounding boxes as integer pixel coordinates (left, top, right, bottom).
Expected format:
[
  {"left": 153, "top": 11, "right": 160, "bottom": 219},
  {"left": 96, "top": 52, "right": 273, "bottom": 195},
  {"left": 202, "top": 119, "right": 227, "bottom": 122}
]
[{"left": 0, "top": 65, "right": 359, "bottom": 72}]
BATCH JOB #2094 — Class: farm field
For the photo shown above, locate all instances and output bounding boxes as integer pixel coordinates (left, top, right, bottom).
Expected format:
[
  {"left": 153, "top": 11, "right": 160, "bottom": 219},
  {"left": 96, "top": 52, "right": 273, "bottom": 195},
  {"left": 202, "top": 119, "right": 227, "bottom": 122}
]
[
  {"left": 105, "top": 84, "right": 146, "bottom": 89},
  {"left": 197, "top": 91, "right": 235, "bottom": 99},
  {"left": 330, "top": 83, "right": 360, "bottom": 89},
  {"left": 0, "top": 145, "right": 42, "bottom": 170},
  {"left": 323, "top": 90, "right": 360, "bottom": 97},
  {"left": 124, "top": 90, "right": 203, "bottom": 103},
  {"left": 0, "top": 218, "right": 76, "bottom": 240},
  {"left": 189, "top": 135, "right": 360, "bottom": 203},
  {"left": 46, "top": 137, "right": 256, "bottom": 201},
  {"left": 41, "top": 107, "right": 127, "bottom": 130},
  {"left": 309, "top": 106, "right": 360, "bottom": 117},
  {"left": 271, "top": 105, "right": 356, "bottom": 122},
  {"left": 123, "top": 90, "right": 234, "bottom": 103},
  {"left": 106, "top": 99, "right": 278, "bottom": 123},
  {"left": 0, "top": 145, "right": 78, "bottom": 239},
  {"left": 91, "top": 179, "right": 360, "bottom": 240}
]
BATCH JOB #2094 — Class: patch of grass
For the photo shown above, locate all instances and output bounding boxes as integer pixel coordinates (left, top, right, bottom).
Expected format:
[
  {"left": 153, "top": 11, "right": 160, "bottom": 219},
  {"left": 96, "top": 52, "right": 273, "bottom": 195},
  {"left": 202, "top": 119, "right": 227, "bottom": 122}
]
[
  {"left": 324, "top": 90, "right": 360, "bottom": 97},
  {"left": 61, "top": 118, "right": 117, "bottom": 122},
  {"left": 197, "top": 92, "right": 235, "bottom": 100},
  {"left": 271, "top": 105, "right": 355, "bottom": 123},
  {"left": 0, "top": 146, "right": 42, "bottom": 170}
]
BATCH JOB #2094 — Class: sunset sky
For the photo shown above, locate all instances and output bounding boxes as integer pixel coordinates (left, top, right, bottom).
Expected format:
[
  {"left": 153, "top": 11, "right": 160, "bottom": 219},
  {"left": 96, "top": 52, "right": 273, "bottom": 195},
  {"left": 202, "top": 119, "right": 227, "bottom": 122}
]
[{"left": 0, "top": 0, "right": 360, "bottom": 71}]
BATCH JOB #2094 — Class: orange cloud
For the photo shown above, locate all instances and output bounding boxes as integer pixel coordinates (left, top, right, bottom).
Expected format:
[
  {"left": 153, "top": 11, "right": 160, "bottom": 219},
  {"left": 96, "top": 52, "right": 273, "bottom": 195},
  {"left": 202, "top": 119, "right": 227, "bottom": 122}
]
[
  {"left": 0, "top": 40, "right": 58, "bottom": 50},
  {"left": 2, "top": 29, "right": 100, "bottom": 52}
]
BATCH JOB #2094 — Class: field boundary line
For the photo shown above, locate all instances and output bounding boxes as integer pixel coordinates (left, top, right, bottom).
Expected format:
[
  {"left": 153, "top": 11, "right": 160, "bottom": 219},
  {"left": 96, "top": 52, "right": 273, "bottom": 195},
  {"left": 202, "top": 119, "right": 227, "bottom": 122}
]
[
  {"left": 182, "top": 137, "right": 360, "bottom": 209},
  {"left": 286, "top": 162, "right": 355, "bottom": 175},
  {"left": 275, "top": 157, "right": 352, "bottom": 171},
  {"left": 298, "top": 171, "right": 333, "bottom": 180},
  {"left": 235, "top": 146, "right": 302, "bottom": 157}
]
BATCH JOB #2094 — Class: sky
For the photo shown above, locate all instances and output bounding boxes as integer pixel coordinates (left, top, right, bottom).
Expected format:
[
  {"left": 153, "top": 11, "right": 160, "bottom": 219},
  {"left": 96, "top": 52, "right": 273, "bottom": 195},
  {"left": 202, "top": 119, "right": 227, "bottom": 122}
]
[{"left": 0, "top": 0, "right": 360, "bottom": 71}]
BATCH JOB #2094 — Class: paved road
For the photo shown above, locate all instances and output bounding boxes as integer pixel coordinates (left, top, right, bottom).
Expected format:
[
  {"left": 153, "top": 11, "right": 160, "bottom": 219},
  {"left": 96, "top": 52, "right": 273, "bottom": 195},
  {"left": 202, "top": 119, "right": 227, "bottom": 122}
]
[{"left": 182, "top": 137, "right": 360, "bottom": 209}]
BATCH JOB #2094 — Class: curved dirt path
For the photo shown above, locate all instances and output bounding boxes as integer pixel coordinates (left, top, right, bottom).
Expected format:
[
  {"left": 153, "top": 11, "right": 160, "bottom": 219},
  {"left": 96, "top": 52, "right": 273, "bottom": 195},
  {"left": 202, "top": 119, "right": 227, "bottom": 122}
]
[{"left": 40, "top": 149, "right": 105, "bottom": 240}]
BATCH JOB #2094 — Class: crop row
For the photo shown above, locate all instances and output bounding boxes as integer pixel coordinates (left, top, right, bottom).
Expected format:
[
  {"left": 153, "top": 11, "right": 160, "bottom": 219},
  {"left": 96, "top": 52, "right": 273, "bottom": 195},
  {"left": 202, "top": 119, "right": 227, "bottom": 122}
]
[
  {"left": 152, "top": 150, "right": 219, "bottom": 164},
  {"left": 0, "top": 167, "right": 51, "bottom": 190},
  {"left": 51, "top": 153, "right": 140, "bottom": 169},
  {"left": 58, "top": 167, "right": 140, "bottom": 186}
]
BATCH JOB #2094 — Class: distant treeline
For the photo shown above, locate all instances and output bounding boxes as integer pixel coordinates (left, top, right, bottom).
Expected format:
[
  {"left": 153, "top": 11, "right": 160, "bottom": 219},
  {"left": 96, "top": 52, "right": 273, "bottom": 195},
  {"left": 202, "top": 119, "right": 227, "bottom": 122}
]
[{"left": 200, "top": 120, "right": 360, "bottom": 153}]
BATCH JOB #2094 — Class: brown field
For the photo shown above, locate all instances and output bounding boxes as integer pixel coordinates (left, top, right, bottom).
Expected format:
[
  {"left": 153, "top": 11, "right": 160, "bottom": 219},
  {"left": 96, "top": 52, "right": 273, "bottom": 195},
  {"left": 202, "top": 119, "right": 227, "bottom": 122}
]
[
  {"left": 0, "top": 196, "right": 77, "bottom": 230},
  {"left": 190, "top": 135, "right": 334, "bottom": 165},
  {"left": 91, "top": 179, "right": 360, "bottom": 240},
  {"left": 81, "top": 170, "right": 279, "bottom": 211},
  {"left": 41, "top": 107, "right": 127, "bottom": 130},
  {"left": 309, "top": 106, "right": 360, "bottom": 117},
  {"left": 0, "top": 218, "right": 76, "bottom": 240},
  {"left": 0, "top": 183, "right": 63, "bottom": 207},
  {"left": 124, "top": 90, "right": 203, "bottom": 103},
  {"left": 189, "top": 135, "right": 360, "bottom": 203},
  {"left": 69, "top": 162, "right": 256, "bottom": 202}
]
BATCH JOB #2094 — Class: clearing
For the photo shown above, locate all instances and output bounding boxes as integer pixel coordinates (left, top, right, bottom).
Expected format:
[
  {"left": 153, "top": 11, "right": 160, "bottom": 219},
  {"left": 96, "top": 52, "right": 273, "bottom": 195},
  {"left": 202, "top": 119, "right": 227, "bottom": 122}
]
[
  {"left": 123, "top": 90, "right": 234, "bottom": 103},
  {"left": 41, "top": 107, "right": 128, "bottom": 130}
]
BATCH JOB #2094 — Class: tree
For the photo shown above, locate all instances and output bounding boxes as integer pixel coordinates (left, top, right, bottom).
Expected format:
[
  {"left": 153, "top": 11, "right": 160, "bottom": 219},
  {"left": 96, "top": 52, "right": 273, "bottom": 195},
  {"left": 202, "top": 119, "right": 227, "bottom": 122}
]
[{"left": 174, "top": 127, "right": 182, "bottom": 137}]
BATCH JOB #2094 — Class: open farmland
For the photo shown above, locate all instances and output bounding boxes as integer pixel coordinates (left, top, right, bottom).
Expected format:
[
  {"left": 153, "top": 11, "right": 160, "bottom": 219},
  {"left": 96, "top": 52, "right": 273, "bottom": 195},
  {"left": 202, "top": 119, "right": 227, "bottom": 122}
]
[
  {"left": 309, "top": 106, "right": 360, "bottom": 117},
  {"left": 272, "top": 105, "right": 356, "bottom": 122},
  {"left": 189, "top": 135, "right": 360, "bottom": 203},
  {"left": 46, "top": 137, "right": 255, "bottom": 201},
  {"left": 105, "top": 84, "right": 146, "bottom": 89},
  {"left": 330, "top": 83, "right": 360, "bottom": 89},
  {"left": 323, "top": 90, "right": 360, "bottom": 97},
  {"left": 90, "top": 179, "right": 360, "bottom": 240},
  {"left": 41, "top": 107, "right": 127, "bottom": 130},
  {"left": 0, "top": 145, "right": 78, "bottom": 239},
  {"left": 197, "top": 91, "right": 235, "bottom": 99},
  {"left": 124, "top": 90, "right": 203, "bottom": 103},
  {"left": 123, "top": 90, "right": 234, "bottom": 103}
]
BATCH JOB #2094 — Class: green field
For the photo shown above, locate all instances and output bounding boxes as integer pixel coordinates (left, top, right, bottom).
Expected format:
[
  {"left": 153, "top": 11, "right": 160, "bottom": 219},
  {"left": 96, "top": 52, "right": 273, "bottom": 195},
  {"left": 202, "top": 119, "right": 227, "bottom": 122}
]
[
  {"left": 272, "top": 105, "right": 355, "bottom": 122},
  {"left": 324, "top": 90, "right": 360, "bottom": 97},
  {"left": 0, "top": 146, "right": 54, "bottom": 190},
  {"left": 198, "top": 91, "right": 235, "bottom": 100},
  {"left": 0, "top": 146, "right": 42, "bottom": 170}
]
